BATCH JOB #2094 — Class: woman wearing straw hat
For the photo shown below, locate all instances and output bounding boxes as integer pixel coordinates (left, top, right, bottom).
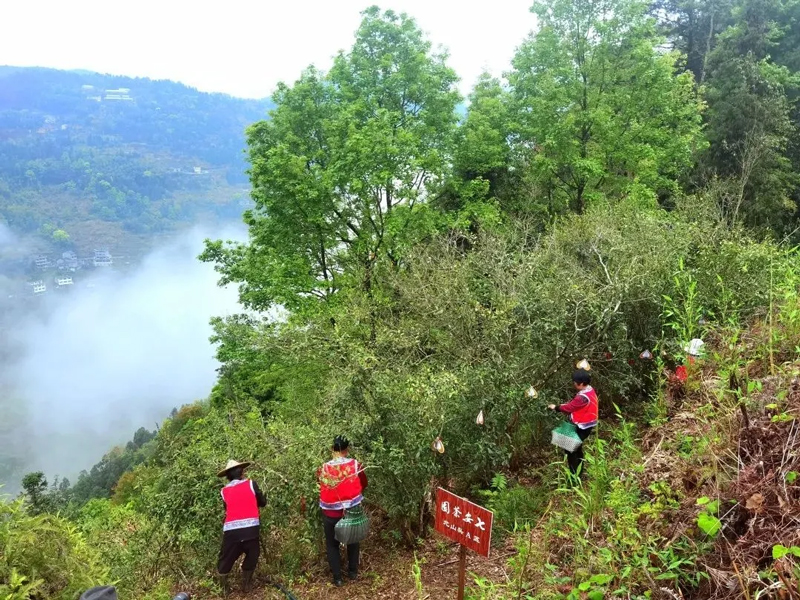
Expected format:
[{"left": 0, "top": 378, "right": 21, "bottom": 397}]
[{"left": 217, "top": 459, "right": 267, "bottom": 595}]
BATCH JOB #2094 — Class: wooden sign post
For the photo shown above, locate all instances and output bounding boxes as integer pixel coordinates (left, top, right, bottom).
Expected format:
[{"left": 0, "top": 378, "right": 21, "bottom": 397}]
[{"left": 434, "top": 487, "right": 494, "bottom": 600}]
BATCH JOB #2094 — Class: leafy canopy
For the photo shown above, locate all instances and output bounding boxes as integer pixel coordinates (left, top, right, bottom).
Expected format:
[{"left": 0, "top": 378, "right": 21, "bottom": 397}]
[
  {"left": 201, "top": 7, "right": 460, "bottom": 313},
  {"left": 508, "top": 0, "right": 705, "bottom": 215}
]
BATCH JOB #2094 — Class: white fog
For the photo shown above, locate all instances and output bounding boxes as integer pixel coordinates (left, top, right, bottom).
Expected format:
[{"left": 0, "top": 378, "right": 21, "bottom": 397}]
[{"left": 0, "top": 224, "right": 244, "bottom": 489}]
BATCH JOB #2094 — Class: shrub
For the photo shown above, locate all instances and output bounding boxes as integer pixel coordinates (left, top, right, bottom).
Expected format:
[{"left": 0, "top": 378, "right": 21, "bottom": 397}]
[{"left": 0, "top": 499, "right": 108, "bottom": 599}]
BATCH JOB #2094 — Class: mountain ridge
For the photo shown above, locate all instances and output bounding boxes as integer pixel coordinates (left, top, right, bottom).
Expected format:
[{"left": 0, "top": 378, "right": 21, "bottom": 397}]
[{"left": 0, "top": 65, "right": 272, "bottom": 255}]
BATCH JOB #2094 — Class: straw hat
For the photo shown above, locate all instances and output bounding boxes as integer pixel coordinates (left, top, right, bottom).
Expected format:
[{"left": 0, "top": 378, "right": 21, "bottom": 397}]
[{"left": 217, "top": 459, "right": 251, "bottom": 477}]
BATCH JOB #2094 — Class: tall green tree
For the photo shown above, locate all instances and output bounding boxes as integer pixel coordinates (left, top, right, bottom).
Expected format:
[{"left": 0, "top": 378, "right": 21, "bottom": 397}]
[
  {"left": 650, "top": 0, "right": 734, "bottom": 83},
  {"left": 453, "top": 74, "right": 511, "bottom": 191},
  {"left": 508, "top": 0, "right": 705, "bottom": 215},
  {"left": 201, "top": 7, "right": 460, "bottom": 313},
  {"left": 21, "top": 472, "right": 49, "bottom": 514},
  {"left": 702, "top": 0, "right": 798, "bottom": 229}
]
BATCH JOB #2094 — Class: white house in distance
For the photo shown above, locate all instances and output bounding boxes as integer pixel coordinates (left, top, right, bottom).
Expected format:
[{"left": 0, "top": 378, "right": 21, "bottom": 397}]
[
  {"left": 104, "top": 88, "right": 133, "bottom": 101},
  {"left": 82, "top": 85, "right": 102, "bottom": 101},
  {"left": 30, "top": 281, "right": 46, "bottom": 295},
  {"left": 55, "top": 276, "right": 74, "bottom": 287},
  {"left": 93, "top": 249, "right": 113, "bottom": 267},
  {"left": 62, "top": 251, "right": 79, "bottom": 271}
]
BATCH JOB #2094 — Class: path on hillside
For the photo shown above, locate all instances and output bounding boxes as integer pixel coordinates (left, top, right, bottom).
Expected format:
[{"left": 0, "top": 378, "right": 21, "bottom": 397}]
[{"left": 215, "top": 534, "right": 515, "bottom": 600}]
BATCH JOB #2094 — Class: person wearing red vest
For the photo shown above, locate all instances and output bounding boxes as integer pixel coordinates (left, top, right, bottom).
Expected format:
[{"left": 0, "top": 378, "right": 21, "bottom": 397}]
[
  {"left": 548, "top": 370, "right": 599, "bottom": 477},
  {"left": 318, "top": 436, "right": 368, "bottom": 587},
  {"left": 216, "top": 459, "right": 266, "bottom": 595}
]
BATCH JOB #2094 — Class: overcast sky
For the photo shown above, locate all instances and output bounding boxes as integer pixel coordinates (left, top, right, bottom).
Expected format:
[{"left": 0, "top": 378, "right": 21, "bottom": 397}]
[{"left": 1, "top": 0, "right": 536, "bottom": 99}]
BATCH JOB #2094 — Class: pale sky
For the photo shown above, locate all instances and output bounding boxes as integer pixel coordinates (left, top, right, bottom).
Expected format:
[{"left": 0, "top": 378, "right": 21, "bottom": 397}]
[{"left": 1, "top": 0, "right": 536, "bottom": 99}]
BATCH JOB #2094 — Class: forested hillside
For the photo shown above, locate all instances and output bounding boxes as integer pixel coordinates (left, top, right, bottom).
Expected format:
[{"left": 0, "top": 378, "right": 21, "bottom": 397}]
[
  {"left": 0, "top": 67, "right": 271, "bottom": 251},
  {"left": 7, "top": 1, "right": 800, "bottom": 599}
]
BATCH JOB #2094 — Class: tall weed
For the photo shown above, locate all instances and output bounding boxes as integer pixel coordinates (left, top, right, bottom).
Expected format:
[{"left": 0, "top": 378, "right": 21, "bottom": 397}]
[{"left": 0, "top": 500, "right": 107, "bottom": 600}]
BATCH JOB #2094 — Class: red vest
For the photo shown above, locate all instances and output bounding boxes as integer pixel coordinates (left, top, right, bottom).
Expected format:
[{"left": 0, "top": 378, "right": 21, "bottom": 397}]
[
  {"left": 221, "top": 479, "right": 260, "bottom": 531},
  {"left": 572, "top": 386, "right": 599, "bottom": 427},
  {"left": 319, "top": 458, "right": 363, "bottom": 511}
]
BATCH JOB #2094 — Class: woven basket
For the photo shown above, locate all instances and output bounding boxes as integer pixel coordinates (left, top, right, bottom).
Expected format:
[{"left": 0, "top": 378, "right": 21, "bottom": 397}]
[
  {"left": 334, "top": 505, "right": 370, "bottom": 545},
  {"left": 551, "top": 421, "right": 583, "bottom": 452}
]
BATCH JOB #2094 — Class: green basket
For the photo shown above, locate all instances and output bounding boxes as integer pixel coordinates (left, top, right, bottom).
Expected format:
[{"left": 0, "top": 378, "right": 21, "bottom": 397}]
[
  {"left": 551, "top": 421, "right": 583, "bottom": 452},
  {"left": 334, "top": 504, "right": 370, "bottom": 545}
]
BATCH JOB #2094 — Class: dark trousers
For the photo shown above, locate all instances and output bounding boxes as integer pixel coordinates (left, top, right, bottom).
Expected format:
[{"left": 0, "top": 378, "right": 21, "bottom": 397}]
[
  {"left": 565, "top": 426, "right": 595, "bottom": 476},
  {"left": 323, "top": 514, "right": 359, "bottom": 579},
  {"left": 218, "top": 535, "right": 260, "bottom": 574}
]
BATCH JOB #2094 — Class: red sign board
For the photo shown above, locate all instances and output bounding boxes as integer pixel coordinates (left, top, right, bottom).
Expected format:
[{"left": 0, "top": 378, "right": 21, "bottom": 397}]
[{"left": 434, "top": 487, "right": 494, "bottom": 557}]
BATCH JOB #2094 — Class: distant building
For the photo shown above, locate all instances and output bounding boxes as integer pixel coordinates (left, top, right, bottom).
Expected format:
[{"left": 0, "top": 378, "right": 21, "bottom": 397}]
[
  {"left": 193, "top": 166, "right": 203, "bottom": 174},
  {"left": 61, "top": 251, "right": 79, "bottom": 270},
  {"left": 81, "top": 84, "right": 95, "bottom": 91},
  {"left": 30, "top": 281, "right": 46, "bottom": 295},
  {"left": 34, "top": 254, "right": 49, "bottom": 270},
  {"left": 93, "top": 249, "right": 113, "bottom": 267},
  {"left": 104, "top": 88, "right": 133, "bottom": 101},
  {"left": 55, "top": 276, "right": 73, "bottom": 287}
]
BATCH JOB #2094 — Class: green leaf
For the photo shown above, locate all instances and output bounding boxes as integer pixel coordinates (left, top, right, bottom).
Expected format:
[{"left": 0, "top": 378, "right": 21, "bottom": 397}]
[
  {"left": 774, "top": 545, "right": 790, "bottom": 560},
  {"left": 772, "top": 413, "right": 795, "bottom": 423},
  {"left": 587, "top": 591, "right": 605, "bottom": 600},
  {"left": 698, "top": 512, "right": 722, "bottom": 537},
  {"left": 696, "top": 496, "right": 710, "bottom": 506},
  {"left": 590, "top": 574, "right": 613, "bottom": 585},
  {"left": 786, "top": 471, "right": 798, "bottom": 484}
]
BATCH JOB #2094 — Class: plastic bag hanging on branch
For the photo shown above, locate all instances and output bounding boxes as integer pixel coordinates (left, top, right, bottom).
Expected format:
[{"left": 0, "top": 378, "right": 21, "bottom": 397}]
[
  {"left": 476, "top": 410, "right": 484, "bottom": 425},
  {"left": 640, "top": 349, "right": 653, "bottom": 360},
  {"left": 431, "top": 437, "right": 445, "bottom": 453},
  {"left": 525, "top": 386, "right": 538, "bottom": 399},
  {"left": 576, "top": 359, "right": 591, "bottom": 371}
]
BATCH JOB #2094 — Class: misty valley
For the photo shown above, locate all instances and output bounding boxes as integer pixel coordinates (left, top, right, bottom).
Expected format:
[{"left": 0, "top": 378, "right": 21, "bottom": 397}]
[
  {"left": 6, "top": 1, "right": 800, "bottom": 598},
  {"left": 0, "top": 225, "right": 241, "bottom": 492},
  {"left": 0, "top": 67, "right": 254, "bottom": 492}
]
